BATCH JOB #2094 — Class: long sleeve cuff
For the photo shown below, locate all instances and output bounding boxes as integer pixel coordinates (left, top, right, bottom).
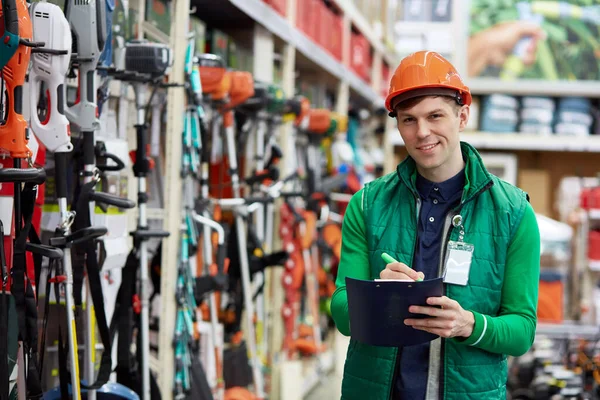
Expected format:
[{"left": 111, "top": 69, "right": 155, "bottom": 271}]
[{"left": 455, "top": 310, "right": 487, "bottom": 346}]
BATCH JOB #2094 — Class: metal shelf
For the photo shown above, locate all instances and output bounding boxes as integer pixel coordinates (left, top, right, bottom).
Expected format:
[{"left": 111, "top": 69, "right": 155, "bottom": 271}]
[
  {"left": 390, "top": 132, "right": 600, "bottom": 152},
  {"left": 467, "top": 77, "right": 600, "bottom": 98},
  {"left": 393, "top": 21, "right": 453, "bottom": 33},
  {"left": 228, "top": 0, "right": 384, "bottom": 106},
  {"left": 158, "top": 0, "right": 188, "bottom": 395},
  {"left": 331, "top": 0, "right": 398, "bottom": 67},
  {"left": 536, "top": 322, "right": 600, "bottom": 339},
  {"left": 590, "top": 261, "right": 600, "bottom": 272}
]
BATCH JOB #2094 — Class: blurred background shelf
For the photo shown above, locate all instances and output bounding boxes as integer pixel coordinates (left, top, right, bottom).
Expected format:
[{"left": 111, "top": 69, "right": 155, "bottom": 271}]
[
  {"left": 223, "top": 0, "right": 384, "bottom": 105},
  {"left": 331, "top": 0, "right": 397, "bottom": 66},
  {"left": 536, "top": 322, "right": 600, "bottom": 339},
  {"left": 467, "top": 78, "right": 600, "bottom": 98}
]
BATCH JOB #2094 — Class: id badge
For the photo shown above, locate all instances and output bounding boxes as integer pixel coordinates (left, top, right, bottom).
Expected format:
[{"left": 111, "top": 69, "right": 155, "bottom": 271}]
[{"left": 443, "top": 241, "right": 474, "bottom": 286}]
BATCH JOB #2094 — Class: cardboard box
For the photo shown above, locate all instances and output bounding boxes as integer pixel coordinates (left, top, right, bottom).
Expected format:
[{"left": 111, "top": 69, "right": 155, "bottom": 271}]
[{"left": 519, "top": 169, "right": 551, "bottom": 216}]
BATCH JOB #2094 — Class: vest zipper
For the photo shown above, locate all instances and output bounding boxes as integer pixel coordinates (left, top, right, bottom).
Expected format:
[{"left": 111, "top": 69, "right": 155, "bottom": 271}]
[
  {"left": 388, "top": 197, "right": 421, "bottom": 400},
  {"left": 387, "top": 181, "right": 493, "bottom": 399},
  {"left": 436, "top": 180, "right": 493, "bottom": 399},
  {"left": 412, "top": 197, "right": 422, "bottom": 269}
]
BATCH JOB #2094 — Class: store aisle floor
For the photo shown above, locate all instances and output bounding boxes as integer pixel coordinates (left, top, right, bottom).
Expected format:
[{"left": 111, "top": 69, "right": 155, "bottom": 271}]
[
  {"left": 306, "top": 371, "right": 342, "bottom": 400},
  {"left": 304, "top": 331, "right": 346, "bottom": 399}
]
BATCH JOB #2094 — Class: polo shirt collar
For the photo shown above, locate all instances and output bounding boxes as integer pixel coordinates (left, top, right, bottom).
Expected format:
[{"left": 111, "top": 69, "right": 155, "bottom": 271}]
[{"left": 416, "top": 168, "right": 465, "bottom": 201}]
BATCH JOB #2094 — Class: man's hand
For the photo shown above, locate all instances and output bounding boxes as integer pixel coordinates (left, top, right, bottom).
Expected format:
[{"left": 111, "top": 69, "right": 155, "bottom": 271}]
[
  {"left": 404, "top": 296, "right": 475, "bottom": 339},
  {"left": 380, "top": 261, "right": 424, "bottom": 281}
]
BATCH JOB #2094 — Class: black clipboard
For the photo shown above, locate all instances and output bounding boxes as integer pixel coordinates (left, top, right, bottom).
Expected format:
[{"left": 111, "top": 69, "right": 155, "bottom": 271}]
[{"left": 346, "top": 277, "right": 444, "bottom": 347}]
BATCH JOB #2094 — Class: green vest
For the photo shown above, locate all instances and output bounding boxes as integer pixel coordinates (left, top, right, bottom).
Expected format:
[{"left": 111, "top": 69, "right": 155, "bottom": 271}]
[{"left": 341, "top": 142, "right": 529, "bottom": 400}]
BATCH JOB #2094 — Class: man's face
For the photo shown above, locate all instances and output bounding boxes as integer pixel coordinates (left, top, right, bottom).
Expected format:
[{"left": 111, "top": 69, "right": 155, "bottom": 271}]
[{"left": 395, "top": 96, "right": 469, "bottom": 174}]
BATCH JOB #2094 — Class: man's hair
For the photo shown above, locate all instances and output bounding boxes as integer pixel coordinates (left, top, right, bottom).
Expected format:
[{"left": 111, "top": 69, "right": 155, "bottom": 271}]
[{"left": 394, "top": 95, "right": 462, "bottom": 115}]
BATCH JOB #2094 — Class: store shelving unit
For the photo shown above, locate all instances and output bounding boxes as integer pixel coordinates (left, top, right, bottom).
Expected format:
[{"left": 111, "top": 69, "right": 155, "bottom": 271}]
[
  {"left": 329, "top": 0, "right": 397, "bottom": 64},
  {"left": 467, "top": 77, "right": 600, "bottom": 98},
  {"left": 575, "top": 207, "right": 599, "bottom": 325},
  {"left": 157, "top": 0, "right": 188, "bottom": 397},
  {"left": 136, "top": 1, "right": 397, "bottom": 399},
  {"left": 536, "top": 322, "right": 600, "bottom": 340},
  {"left": 589, "top": 260, "right": 600, "bottom": 272},
  {"left": 589, "top": 210, "right": 600, "bottom": 220},
  {"left": 225, "top": 0, "right": 386, "bottom": 107}
]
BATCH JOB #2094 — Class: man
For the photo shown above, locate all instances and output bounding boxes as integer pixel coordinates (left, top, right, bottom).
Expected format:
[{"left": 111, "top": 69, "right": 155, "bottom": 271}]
[{"left": 331, "top": 51, "right": 540, "bottom": 400}]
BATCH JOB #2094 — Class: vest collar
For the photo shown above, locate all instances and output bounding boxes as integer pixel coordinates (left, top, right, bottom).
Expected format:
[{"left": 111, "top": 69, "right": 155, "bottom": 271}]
[{"left": 396, "top": 141, "right": 494, "bottom": 203}]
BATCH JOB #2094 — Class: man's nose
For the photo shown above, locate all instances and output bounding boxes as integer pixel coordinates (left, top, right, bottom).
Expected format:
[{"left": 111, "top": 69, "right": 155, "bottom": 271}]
[{"left": 416, "top": 121, "right": 430, "bottom": 139}]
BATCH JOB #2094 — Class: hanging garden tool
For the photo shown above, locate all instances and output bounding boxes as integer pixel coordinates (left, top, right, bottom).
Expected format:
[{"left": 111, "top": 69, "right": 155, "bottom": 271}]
[
  {"left": 0, "top": 0, "right": 69, "bottom": 397},
  {"left": 278, "top": 95, "right": 311, "bottom": 360},
  {"left": 173, "top": 225, "right": 196, "bottom": 398},
  {"left": 193, "top": 53, "right": 236, "bottom": 400},
  {"left": 217, "top": 71, "right": 262, "bottom": 398},
  {"left": 234, "top": 80, "right": 288, "bottom": 372},
  {"left": 28, "top": 3, "right": 83, "bottom": 398},
  {"left": 103, "top": 39, "right": 172, "bottom": 400},
  {"left": 29, "top": 3, "right": 131, "bottom": 398},
  {"left": 185, "top": 43, "right": 230, "bottom": 400},
  {"left": 279, "top": 201, "right": 304, "bottom": 359},
  {"left": 283, "top": 108, "right": 338, "bottom": 358},
  {"left": 124, "top": 40, "right": 171, "bottom": 400},
  {"left": 96, "top": 0, "right": 115, "bottom": 116},
  {"left": 64, "top": 0, "right": 136, "bottom": 396},
  {"left": 0, "top": 0, "right": 18, "bottom": 70},
  {"left": 204, "top": 69, "right": 281, "bottom": 399},
  {"left": 221, "top": 74, "right": 294, "bottom": 399}
]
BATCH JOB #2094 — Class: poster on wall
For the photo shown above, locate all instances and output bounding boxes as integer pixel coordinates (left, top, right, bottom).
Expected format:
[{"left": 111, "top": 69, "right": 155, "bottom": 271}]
[{"left": 468, "top": 0, "right": 600, "bottom": 81}]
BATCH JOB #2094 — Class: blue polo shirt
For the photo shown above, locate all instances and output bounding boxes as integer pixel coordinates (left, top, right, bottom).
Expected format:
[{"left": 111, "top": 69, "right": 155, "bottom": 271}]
[{"left": 394, "top": 168, "right": 465, "bottom": 400}]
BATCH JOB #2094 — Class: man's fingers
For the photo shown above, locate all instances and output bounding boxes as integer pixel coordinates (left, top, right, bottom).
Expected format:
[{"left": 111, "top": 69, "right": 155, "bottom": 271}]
[
  {"left": 385, "top": 262, "right": 421, "bottom": 281},
  {"left": 379, "top": 269, "right": 413, "bottom": 280},
  {"left": 405, "top": 317, "right": 453, "bottom": 330},
  {"left": 426, "top": 296, "right": 458, "bottom": 309},
  {"left": 408, "top": 305, "right": 453, "bottom": 318},
  {"left": 410, "top": 325, "right": 453, "bottom": 338}
]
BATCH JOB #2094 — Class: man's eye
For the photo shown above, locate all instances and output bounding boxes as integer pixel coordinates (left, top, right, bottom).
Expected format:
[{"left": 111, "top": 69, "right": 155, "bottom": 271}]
[
  {"left": 430, "top": 114, "right": 442, "bottom": 119},
  {"left": 403, "top": 117, "right": 414, "bottom": 123}
]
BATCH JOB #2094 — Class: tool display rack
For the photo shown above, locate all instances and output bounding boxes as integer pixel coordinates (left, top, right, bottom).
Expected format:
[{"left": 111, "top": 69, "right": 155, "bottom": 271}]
[{"left": 103, "top": 0, "right": 401, "bottom": 399}]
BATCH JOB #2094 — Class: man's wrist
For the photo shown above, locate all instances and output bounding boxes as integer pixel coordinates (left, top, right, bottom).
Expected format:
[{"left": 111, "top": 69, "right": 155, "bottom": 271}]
[{"left": 460, "top": 310, "right": 475, "bottom": 338}]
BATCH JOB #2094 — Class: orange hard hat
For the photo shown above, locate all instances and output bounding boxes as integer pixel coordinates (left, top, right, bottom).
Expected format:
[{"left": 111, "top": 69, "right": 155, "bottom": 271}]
[{"left": 385, "top": 51, "right": 471, "bottom": 113}]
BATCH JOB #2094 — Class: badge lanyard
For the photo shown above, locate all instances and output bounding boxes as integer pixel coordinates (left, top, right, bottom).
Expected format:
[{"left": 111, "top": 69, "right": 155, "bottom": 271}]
[{"left": 443, "top": 214, "right": 474, "bottom": 286}]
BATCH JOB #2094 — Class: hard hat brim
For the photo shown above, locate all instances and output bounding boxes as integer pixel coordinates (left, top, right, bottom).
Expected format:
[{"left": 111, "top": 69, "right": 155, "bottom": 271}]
[{"left": 386, "top": 85, "right": 472, "bottom": 113}]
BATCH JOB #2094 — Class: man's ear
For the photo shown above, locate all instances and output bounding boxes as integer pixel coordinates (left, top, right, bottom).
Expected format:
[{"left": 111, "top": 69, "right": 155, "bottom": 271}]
[{"left": 458, "top": 105, "right": 470, "bottom": 131}]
